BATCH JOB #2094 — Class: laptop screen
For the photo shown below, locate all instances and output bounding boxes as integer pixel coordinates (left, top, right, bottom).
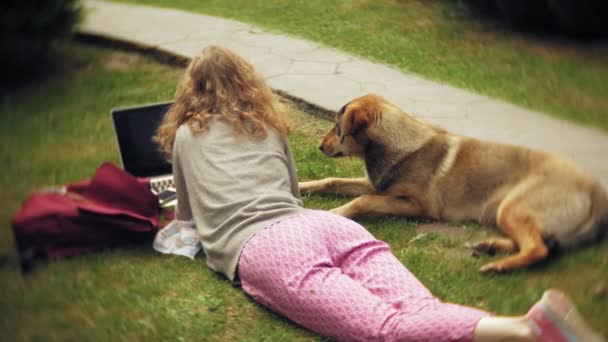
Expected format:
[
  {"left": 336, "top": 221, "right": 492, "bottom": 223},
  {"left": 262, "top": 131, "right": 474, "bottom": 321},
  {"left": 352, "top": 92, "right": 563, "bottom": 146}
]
[{"left": 111, "top": 101, "right": 173, "bottom": 178}]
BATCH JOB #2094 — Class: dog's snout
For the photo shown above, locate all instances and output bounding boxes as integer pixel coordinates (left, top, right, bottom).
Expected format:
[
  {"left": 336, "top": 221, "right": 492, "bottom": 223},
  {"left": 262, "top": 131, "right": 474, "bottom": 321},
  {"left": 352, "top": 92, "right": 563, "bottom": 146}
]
[{"left": 318, "top": 145, "right": 324, "bottom": 152}]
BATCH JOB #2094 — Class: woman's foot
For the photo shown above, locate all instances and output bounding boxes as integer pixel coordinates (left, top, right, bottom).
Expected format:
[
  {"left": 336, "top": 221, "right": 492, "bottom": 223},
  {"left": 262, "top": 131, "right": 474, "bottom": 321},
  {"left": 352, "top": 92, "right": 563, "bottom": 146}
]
[{"left": 526, "top": 289, "right": 605, "bottom": 342}]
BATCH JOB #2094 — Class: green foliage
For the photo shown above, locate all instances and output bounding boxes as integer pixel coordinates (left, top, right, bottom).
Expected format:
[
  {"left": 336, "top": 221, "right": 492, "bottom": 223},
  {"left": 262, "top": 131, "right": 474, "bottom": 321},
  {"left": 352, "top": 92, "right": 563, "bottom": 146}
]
[{"left": 0, "top": 0, "right": 82, "bottom": 81}]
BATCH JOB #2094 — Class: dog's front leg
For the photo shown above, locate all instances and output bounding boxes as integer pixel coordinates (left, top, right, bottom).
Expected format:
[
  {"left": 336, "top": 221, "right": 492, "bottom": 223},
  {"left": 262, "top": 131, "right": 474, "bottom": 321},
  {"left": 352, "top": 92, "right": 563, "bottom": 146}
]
[
  {"left": 299, "top": 177, "right": 375, "bottom": 196},
  {"left": 331, "top": 194, "right": 422, "bottom": 219}
]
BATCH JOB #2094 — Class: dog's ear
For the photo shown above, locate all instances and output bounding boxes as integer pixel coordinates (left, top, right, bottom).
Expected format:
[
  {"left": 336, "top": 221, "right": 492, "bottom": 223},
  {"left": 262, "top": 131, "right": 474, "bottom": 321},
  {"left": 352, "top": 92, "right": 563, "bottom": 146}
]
[{"left": 339, "top": 106, "right": 371, "bottom": 144}]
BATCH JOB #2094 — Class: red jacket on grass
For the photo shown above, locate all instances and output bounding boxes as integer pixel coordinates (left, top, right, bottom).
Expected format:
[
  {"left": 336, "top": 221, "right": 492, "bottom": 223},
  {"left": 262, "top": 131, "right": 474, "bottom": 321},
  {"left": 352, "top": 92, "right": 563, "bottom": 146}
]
[{"left": 12, "top": 162, "right": 161, "bottom": 272}]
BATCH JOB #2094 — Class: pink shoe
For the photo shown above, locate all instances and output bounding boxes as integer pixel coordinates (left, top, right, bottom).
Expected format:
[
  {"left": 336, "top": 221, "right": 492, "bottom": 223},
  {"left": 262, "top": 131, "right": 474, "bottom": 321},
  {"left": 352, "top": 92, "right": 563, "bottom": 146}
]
[{"left": 526, "top": 289, "right": 605, "bottom": 342}]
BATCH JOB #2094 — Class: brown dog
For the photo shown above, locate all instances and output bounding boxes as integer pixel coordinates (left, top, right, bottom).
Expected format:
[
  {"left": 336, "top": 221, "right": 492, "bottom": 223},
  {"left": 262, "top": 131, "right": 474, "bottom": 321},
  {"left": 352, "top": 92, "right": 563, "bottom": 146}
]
[{"left": 299, "top": 94, "right": 608, "bottom": 272}]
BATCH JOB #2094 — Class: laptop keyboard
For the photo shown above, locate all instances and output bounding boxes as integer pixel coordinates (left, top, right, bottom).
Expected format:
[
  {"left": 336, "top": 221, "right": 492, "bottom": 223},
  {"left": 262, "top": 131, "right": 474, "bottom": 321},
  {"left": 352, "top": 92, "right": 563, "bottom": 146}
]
[{"left": 150, "top": 178, "right": 175, "bottom": 195}]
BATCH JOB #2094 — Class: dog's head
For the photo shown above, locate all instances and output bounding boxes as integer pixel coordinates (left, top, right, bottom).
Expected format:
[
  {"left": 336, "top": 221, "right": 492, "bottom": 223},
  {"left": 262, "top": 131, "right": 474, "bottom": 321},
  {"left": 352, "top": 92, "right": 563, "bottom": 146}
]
[
  {"left": 319, "top": 94, "right": 442, "bottom": 158},
  {"left": 319, "top": 94, "right": 390, "bottom": 158}
]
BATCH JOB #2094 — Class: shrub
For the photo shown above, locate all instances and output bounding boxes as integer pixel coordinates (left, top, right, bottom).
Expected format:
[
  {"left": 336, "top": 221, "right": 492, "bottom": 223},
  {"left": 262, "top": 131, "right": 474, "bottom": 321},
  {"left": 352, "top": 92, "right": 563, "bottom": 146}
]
[
  {"left": 468, "top": 0, "right": 608, "bottom": 36},
  {"left": 547, "top": 0, "right": 608, "bottom": 36},
  {"left": 0, "top": 0, "right": 82, "bottom": 82},
  {"left": 494, "top": 0, "right": 554, "bottom": 28}
]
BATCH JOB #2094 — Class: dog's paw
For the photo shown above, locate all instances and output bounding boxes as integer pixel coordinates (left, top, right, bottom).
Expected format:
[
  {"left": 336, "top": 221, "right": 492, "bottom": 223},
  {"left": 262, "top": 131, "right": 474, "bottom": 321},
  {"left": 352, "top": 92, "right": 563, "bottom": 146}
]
[
  {"left": 479, "top": 261, "right": 506, "bottom": 274},
  {"left": 472, "top": 240, "right": 498, "bottom": 256},
  {"left": 298, "top": 181, "right": 317, "bottom": 193},
  {"left": 471, "top": 238, "right": 517, "bottom": 257},
  {"left": 329, "top": 207, "right": 347, "bottom": 216}
]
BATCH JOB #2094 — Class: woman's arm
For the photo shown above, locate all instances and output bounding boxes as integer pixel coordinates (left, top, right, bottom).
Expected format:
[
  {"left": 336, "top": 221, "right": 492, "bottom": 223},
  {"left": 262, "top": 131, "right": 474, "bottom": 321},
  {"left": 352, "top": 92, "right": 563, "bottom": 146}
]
[
  {"left": 284, "top": 139, "right": 302, "bottom": 201},
  {"left": 172, "top": 146, "right": 194, "bottom": 221}
]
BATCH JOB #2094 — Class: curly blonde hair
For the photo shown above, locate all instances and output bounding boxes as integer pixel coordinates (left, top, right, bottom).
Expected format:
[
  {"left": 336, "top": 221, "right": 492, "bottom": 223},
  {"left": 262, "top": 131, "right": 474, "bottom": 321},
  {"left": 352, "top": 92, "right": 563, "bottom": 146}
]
[{"left": 155, "top": 45, "right": 292, "bottom": 159}]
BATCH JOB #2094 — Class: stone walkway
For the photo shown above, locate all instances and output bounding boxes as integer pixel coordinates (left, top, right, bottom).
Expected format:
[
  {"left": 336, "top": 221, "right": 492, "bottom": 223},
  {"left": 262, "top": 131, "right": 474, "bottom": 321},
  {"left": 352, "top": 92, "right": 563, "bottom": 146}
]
[{"left": 81, "top": 0, "right": 608, "bottom": 185}]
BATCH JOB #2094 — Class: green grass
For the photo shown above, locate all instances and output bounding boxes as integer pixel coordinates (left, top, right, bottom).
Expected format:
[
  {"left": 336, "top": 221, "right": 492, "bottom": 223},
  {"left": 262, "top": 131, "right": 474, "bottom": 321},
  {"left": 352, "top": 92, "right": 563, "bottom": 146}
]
[
  {"left": 1, "top": 44, "right": 607, "bottom": 341},
  {"left": 111, "top": 0, "right": 608, "bottom": 132}
]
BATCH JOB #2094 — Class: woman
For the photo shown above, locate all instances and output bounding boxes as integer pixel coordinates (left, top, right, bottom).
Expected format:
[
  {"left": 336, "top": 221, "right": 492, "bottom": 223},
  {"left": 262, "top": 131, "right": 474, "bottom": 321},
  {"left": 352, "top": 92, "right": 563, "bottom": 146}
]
[{"left": 155, "top": 45, "right": 603, "bottom": 342}]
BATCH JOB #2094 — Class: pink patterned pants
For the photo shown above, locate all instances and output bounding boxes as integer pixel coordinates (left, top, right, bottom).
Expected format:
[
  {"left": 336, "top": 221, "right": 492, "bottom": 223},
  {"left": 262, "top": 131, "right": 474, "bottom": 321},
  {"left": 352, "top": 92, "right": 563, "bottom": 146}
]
[{"left": 238, "top": 210, "right": 488, "bottom": 341}]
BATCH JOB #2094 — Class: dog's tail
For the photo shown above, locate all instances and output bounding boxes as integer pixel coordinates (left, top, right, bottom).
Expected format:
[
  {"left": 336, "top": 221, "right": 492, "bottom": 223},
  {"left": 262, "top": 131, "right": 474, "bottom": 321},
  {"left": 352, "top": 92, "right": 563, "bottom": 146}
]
[
  {"left": 562, "top": 182, "right": 608, "bottom": 250},
  {"left": 591, "top": 183, "right": 608, "bottom": 241}
]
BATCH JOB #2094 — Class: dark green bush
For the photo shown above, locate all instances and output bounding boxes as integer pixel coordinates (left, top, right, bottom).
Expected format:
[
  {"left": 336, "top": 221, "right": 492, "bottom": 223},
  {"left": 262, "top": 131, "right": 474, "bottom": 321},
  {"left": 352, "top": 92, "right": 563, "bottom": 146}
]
[
  {"left": 469, "top": 0, "right": 608, "bottom": 36},
  {"left": 495, "top": 0, "right": 553, "bottom": 28},
  {"left": 0, "top": 0, "right": 82, "bottom": 81},
  {"left": 547, "top": 0, "right": 608, "bottom": 35}
]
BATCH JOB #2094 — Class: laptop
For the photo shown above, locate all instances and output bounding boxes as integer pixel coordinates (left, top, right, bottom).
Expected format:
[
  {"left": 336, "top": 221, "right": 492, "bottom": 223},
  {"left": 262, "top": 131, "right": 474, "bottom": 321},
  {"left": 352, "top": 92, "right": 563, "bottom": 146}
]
[{"left": 111, "top": 101, "right": 177, "bottom": 207}]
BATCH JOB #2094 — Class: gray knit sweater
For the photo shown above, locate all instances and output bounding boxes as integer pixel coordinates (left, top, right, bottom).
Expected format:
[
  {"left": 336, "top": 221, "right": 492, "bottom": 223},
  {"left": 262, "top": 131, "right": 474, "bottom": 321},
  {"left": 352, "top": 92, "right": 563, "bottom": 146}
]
[{"left": 172, "top": 117, "right": 306, "bottom": 281}]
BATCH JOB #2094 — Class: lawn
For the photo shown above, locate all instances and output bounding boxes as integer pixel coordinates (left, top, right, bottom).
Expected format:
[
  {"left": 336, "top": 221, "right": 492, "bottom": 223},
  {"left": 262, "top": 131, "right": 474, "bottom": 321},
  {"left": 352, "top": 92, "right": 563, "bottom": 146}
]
[
  {"left": 113, "top": 0, "right": 608, "bottom": 132},
  {"left": 0, "top": 44, "right": 606, "bottom": 340}
]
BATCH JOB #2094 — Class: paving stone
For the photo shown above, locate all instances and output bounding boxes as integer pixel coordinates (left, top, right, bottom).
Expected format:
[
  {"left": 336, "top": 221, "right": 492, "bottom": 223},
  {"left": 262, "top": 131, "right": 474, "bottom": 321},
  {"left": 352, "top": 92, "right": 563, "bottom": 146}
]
[
  {"left": 285, "top": 49, "right": 353, "bottom": 63},
  {"left": 337, "top": 61, "right": 420, "bottom": 86},
  {"left": 232, "top": 30, "right": 318, "bottom": 53},
  {"left": 414, "top": 101, "right": 470, "bottom": 119},
  {"left": 288, "top": 61, "right": 337, "bottom": 75},
  {"left": 359, "top": 82, "right": 387, "bottom": 94},
  {"left": 186, "top": 28, "right": 245, "bottom": 42},
  {"left": 160, "top": 39, "right": 226, "bottom": 58},
  {"left": 398, "top": 83, "right": 485, "bottom": 104},
  {"left": 268, "top": 74, "right": 366, "bottom": 112},
  {"left": 81, "top": 2, "right": 140, "bottom": 35}
]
